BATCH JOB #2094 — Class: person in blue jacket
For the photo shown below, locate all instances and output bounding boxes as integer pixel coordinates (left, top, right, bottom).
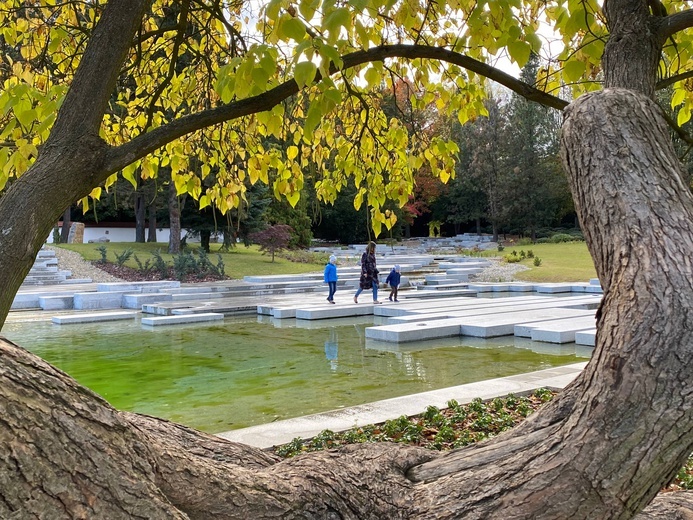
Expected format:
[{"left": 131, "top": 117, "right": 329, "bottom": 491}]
[
  {"left": 385, "top": 264, "right": 401, "bottom": 302},
  {"left": 324, "top": 255, "right": 338, "bottom": 304}
]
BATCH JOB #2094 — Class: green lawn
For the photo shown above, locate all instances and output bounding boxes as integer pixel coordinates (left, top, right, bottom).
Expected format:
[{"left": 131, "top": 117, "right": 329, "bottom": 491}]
[
  {"left": 56, "top": 242, "right": 327, "bottom": 279},
  {"left": 504, "top": 242, "right": 597, "bottom": 283}
]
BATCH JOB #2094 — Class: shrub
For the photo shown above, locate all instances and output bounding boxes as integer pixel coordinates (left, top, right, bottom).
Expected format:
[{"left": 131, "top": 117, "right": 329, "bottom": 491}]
[
  {"left": 133, "top": 254, "right": 154, "bottom": 276},
  {"left": 504, "top": 253, "right": 521, "bottom": 263},
  {"left": 519, "top": 250, "right": 527, "bottom": 259},
  {"left": 549, "top": 233, "right": 578, "bottom": 243},
  {"left": 95, "top": 245, "right": 108, "bottom": 264},
  {"left": 526, "top": 250, "right": 534, "bottom": 258},
  {"left": 114, "top": 248, "right": 133, "bottom": 267},
  {"left": 533, "top": 256, "right": 542, "bottom": 266},
  {"left": 152, "top": 249, "right": 169, "bottom": 279},
  {"left": 172, "top": 251, "right": 197, "bottom": 280},
  {"left": 497, "top": 244, "right": 505, "bottom": 252}
]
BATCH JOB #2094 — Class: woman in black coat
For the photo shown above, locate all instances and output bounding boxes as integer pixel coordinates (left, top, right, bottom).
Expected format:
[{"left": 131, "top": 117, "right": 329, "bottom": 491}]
[{"left": 354, "top": 241, "right": 380, "bottom": 304}]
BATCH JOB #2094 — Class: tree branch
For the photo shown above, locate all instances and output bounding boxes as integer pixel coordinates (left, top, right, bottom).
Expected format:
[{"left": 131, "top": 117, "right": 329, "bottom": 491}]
[
  {"left": 105, "top": 44, "right": 567, "bottom": 174},
  {"left": 658, "top": 9, "right": 693, "bottom": 41}
]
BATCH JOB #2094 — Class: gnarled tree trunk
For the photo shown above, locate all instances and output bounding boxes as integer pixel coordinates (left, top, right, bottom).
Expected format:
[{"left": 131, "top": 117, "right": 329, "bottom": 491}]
[{"left": 1, "top": 1, "right": 693, "bottom": 518}]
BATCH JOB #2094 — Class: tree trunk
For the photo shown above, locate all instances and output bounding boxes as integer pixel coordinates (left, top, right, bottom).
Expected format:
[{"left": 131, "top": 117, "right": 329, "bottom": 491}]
[
  {"left": 200, "top": 229, "right": 211, "bottom": 253},
  {"left": 135, "top": 189, "right": 146, "bottom": 243},
  {"left": 2, "top": 1, "right": 693, "bottom": 518},
  {"left": 168, "top": 180, "right": 181, "bottom": 254},
  {"left": 60, "top": 206, "right": 71, "bottom": 243},
  {"left": 147, "top": 204, "right": 157, "bottom": 242}
]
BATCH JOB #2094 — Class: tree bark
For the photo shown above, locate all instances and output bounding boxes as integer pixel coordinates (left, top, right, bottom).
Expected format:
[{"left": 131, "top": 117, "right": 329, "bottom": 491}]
[
  {"left": 147, "top": 205, "right": 158, "bottom": 242},
  {"left": 168, "top": 180, "right": 181, "bottom": 254},
  {"left": 60, "top": 206, "right": 71, "bottom": 243},
  {"left": 2, "top": 1, "right": 693, "bottom": 519},
  {"left": 135, "top": 189, "right": 146, "bottom": 243}
]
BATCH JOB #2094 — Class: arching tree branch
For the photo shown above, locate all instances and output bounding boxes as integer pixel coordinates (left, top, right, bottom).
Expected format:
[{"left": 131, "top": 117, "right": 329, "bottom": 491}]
[{"left": 106, "top": 44, "right": 568, "bottom": 176}]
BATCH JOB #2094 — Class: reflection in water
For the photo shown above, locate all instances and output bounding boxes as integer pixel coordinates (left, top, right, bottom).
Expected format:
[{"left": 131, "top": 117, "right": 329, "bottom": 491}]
[
  {"left": 324, "top": 328, "right": 338, "bottom": 371},
  {"left": 3, "top": 314, "right": 592, "bottom": 433}
]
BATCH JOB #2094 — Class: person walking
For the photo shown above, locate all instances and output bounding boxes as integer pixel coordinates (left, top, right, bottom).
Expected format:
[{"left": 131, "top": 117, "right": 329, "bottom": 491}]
[
  {"left": 324, "top": 255, "right": 338, "bottom": 304},
  {"left": 354, "top": 242, "right": 380, "bottom": 304},
  {"left": 385, "top": 264, "right": 401, "bottom": 302}
]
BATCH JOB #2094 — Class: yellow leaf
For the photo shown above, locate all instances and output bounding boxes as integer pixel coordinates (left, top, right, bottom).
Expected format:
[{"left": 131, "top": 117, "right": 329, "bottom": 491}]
[{"left": 286, "top": 190, "right": 300, "bottom": 207}]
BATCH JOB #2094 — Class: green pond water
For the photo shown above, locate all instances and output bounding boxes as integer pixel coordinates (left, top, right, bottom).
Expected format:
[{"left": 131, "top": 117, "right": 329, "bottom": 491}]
[{"left": 2, "top": 314, "right": 592, "bottom": 433}]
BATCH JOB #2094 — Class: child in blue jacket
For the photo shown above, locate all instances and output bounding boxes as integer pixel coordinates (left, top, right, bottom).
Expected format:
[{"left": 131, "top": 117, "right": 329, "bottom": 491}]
[
  {"left": 324, "top": 255, "right": 338, "bottom": 304},
  {"left": 385, "top": 264, "right": 401, "bottom": 302}
]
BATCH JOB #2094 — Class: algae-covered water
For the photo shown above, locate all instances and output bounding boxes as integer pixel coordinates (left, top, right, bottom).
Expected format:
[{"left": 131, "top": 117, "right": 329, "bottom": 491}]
[{"left": 2, "top": 315, "right": 591, "bottom": 433}]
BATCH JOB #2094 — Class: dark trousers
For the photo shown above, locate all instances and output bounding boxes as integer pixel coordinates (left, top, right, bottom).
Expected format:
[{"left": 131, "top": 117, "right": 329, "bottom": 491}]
[
  {"left": 389, "top": 285, "right": 399, "bottom": 300},
  {"left": 327, "top": 281, "right": 337, "bottom": 301}
]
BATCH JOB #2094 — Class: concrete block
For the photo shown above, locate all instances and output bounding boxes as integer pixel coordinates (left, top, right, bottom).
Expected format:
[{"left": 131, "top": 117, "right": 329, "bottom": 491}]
[
  {"left": 52, "top": 311, "right": 138, "bottom": 324},
  {"left": 296, "top": 304, "right": 375, "bottom": 320},
  {"left": 515, "top": 316, "right": 596, "bottom": 343},
  {"left": 365, "top": 317, "right": 467, "bottom": 342},
  {"left": 141, "top": 313, "right": 224, "bottom": 326},
  {"left": 74, "top": 291, "right": 127, "bottom": 310},
  {"left": 96, "top": 281, "right": 181, "bottom": 293},
  {"left": 122, "top": 293, "right": 173, "bottom": 309},
  {"left": 39, "top": 295, "right": 74, "bottom": 311},
  {"left": 459, "top": 308, "right": 594, "bottom": 338},
  {"left": 575, "top": 329, "right": 597, "bottom": 346},
  {"left": 534, "top": 283, "right": 576, "bottom": 294}
]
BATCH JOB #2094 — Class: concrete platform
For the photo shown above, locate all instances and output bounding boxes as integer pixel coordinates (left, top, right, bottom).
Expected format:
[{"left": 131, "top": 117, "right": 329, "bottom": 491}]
[
  {"left": 39, "top": 295, "right": 74, "bottom": 311},
  {"left": 513, "top": 316, "right": 596, "bottom": 343},
  {"left": 367, "top": 306, "right": 595, "bottom": 342},
  {"left": 73, "top": 291, "right": 128, "bottom": 310},
  {"left": 52, "top": 311, "right": 138, "bottom": 324},
  {"left": 296, "top": 303, "right": 376, "bottom": 320},
  {"left": 122, "top": 293, "right": 174, "bottom": 309},
  {"left": 387, "top": 299, "right": 598, "bottom": 325},
  {"left": 96, "top": 281, "right": 181, "bottom": 292},
  {"left": 575, "top": 329, "right": 597, "bottom": 346},
  {"left": 141, "top": 313, "right": 224, "bottom": 326},
  {"left": 217, "top": 363, "right": 587, "bottom": 448}
]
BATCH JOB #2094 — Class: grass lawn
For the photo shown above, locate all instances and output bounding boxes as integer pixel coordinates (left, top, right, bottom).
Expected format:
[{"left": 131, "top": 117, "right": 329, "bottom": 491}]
[
  {"left": 56, "top": 242, "right": 327, "bottom": 279},
  {"left": 504, "top": 242, "right": 597, "bottom": 283}
]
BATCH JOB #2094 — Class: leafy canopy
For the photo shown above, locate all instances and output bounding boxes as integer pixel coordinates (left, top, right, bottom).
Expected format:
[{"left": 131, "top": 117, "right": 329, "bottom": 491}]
[{"left": 1, "top": 0, "right": 686, "bottom": 237}]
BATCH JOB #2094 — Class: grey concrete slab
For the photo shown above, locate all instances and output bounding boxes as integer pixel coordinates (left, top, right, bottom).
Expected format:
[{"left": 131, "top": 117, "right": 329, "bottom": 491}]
[
  {"left": 74, "top": 291, "right": 128, "bottom": 310},
  {"left": 514, "top": 315, "right": 595, "bottom": 338},
  {"left": 506, "top": 283, "right": 536, "bottom": 292},
  {"left": 141, "top": 313, "right": 224, "bottom": 326},
  {"left": 365, "top": 317, "right": 467, "bottom": 342},
  {"left": 388, "top": 299, "right": 598, "bottom": 325},
  {"left": 375, "top": 295, "right": 551, "bottom": 317},
  {"left": 534, "top": 283, "right": 577, "bottom": 294},
  {"left": 459, "top": 308, "right": 595, "bottom": 338},
  {"left": 296, "top": 304, "right": 375, "bottom": 320},
  {"left": 39, "top": 295, "right": 74, "bottom": 311},
  {"left": 403, "top": 289, "right": 477, "bottom": 299},
  {"left": 216, "top": 363, "right": 587, "bottom": 448},
  {"left": 575, "top": 329, "right": 597, "bottom": 346},
  {"left": 52, "top": 311, "right": 138, "bottom": 324},
  {"left": 122, "top": 293, "right": 174, "bottom": 309},
  {"left": 96, "top": 281, "right": 181, "bottom": 293},
  {"left": 525, "top": 317, "right": 597, "bottom": 344}
]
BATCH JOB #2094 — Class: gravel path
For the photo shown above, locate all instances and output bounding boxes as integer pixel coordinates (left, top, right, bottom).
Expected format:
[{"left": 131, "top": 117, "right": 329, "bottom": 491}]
[
  {"left": 46, "top": 246, "right": 124, "bottom": 283},
  {"left": 470, "top": 259, "right": 530, "bottom": 282}
]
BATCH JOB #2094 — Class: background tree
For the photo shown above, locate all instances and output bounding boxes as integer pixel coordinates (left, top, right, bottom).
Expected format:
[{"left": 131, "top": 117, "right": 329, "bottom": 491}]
[
  {"left": 249, "top": 223, "right": 293, "bottom": 262},
  {"left": 1, "top": 1, "right": 693, "bottom": 518},
  {"left": 502, "top": 54, "right": 569, "bottom": 240}
]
